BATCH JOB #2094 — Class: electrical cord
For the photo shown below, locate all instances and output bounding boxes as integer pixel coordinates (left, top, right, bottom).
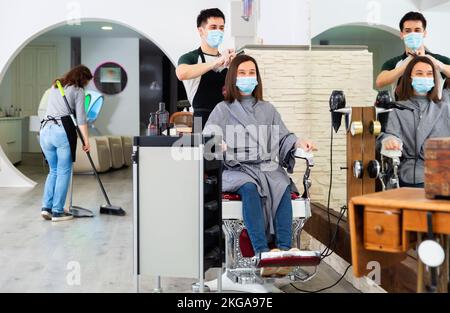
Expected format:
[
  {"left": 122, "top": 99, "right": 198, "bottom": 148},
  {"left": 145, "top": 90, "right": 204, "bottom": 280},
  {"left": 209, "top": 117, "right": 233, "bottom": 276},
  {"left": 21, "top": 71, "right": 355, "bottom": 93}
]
[
  {"left": 290, "top": 264, "right": 352, "bottom": 293},
  {"left": 321, "top": 205, "right": 347, "bottom": 259},
  {"left": 321, "top": 125, "right": 334, "bottom": 258},
  {"left": 290, "top": 124, "right": 350, "bottom": 293}
]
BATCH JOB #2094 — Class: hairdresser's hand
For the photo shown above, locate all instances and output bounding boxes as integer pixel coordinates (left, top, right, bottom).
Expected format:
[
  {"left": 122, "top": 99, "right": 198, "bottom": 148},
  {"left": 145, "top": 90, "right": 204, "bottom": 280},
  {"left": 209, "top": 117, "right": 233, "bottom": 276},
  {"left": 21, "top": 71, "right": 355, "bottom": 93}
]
[
  {"left": 212, "top": 54, "right": 228, "bottom": 71},
  {"left": 83, "top": 142, "right": 91, "bottom": 152},
  {"left": 424, "top": 54, "right": 445, "bottom": 72},
  {"left": 224, "top": 49, "right": 236, "bottom": 67},
  {"left": 383, "top": 138, "right": 402, "bottom": 151},
  {"left": 296, "top": 139, "right": 316, "bottom": 152}
]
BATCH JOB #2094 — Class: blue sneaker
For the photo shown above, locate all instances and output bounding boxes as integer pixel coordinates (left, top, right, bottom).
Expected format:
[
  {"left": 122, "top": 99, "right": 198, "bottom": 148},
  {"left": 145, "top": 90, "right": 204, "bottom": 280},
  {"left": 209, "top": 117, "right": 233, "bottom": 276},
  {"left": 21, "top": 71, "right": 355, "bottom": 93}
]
[
  {"left": 41, "top": 208, "right": 52, "bottom": 221},
  {"left": 52, "top": 212, "right": 74, "bottom": 222}
]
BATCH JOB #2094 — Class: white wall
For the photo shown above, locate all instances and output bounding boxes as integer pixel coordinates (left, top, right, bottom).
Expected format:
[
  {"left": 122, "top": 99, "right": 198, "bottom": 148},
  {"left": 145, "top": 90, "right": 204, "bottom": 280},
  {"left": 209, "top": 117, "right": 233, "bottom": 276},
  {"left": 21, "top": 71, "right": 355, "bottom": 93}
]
[
  {"left": 257, "top": 0, "right": 311, "bottom": 45},
  {"left": 255, "top": 0, "right": 450, "bottom": 56},
  {"left": 82, "top": 37, "right": 139, "bottom": 137},
  {"left": 0, "top": 0, "right": 232, "bottom": 85}
]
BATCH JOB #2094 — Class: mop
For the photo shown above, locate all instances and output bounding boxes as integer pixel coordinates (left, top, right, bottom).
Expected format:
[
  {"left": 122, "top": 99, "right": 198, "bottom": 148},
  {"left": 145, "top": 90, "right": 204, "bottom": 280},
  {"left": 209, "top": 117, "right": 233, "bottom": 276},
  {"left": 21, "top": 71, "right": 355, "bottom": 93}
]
[{"left": 56, "top": 80, "right": 126, "bottom": 216}]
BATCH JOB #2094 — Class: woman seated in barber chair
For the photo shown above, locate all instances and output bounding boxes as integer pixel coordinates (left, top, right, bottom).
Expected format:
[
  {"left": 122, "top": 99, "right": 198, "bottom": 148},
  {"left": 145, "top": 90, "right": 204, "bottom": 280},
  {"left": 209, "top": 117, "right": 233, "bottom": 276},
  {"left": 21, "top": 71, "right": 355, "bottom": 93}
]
[
  {"left": 203, "top": 55, "right": 315, "bottom": 276},
  {"left": 379, "top": 56, "right": 450, "bottom": 188}
]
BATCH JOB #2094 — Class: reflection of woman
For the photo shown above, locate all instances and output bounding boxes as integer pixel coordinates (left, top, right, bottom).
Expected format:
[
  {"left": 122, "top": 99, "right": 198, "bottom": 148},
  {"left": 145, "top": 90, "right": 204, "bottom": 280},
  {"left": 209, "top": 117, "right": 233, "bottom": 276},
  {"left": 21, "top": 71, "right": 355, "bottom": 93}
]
[
  {"left": 40, "top": 65, "right": 92, "bottom": 222},
  {"left": 379, "top": 56, "right": 450, "bottom": 188},
  {"left": 204, "top": 55, "right": 315, "bottom": 276}
]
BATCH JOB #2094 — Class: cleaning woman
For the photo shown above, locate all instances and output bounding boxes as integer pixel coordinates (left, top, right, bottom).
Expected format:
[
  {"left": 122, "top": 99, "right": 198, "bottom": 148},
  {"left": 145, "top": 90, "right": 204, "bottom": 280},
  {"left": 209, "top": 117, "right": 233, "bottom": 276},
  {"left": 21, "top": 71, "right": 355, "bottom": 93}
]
[
  {"left": 40, "top": 65, "right": 92, "bottom": 222},
  {"left": 379, "top": 56, "right": 450, "bottom": 188},
  {"left": 203, "top": 55, "right": 315, "bottom": 276}
]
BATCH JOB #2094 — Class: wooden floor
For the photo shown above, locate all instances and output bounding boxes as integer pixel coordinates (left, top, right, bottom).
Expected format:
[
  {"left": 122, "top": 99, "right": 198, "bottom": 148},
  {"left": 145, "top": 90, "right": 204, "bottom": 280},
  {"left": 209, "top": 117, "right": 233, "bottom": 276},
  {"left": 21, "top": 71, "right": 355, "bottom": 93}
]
[{"left": 0, "top": 163, "right": 359, "bottom": 293}]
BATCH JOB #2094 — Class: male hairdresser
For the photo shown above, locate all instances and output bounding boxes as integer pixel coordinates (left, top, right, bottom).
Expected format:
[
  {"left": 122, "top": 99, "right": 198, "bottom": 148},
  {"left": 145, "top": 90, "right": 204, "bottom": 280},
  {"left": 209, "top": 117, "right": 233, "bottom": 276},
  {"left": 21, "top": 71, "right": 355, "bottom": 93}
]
[
  {"left": 176, "top": 8, "right": 236, "bottom": 130},
  {"left": 376, "top": 11, "right": 450, "bottom": 97}
]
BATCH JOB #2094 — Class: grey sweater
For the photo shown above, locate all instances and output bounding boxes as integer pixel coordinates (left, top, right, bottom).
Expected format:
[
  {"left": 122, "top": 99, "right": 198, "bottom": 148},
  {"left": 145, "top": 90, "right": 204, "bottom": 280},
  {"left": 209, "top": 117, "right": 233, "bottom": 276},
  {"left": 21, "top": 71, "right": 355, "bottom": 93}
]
[
  {"left": 203, "top": 96, "right": 298, "bottom": 235},
  {"left": 45, "top": 85, "right": 87, "bottom": 125},
  {"left": 377, "top": 95, "right": 450, "bottom": 184}
]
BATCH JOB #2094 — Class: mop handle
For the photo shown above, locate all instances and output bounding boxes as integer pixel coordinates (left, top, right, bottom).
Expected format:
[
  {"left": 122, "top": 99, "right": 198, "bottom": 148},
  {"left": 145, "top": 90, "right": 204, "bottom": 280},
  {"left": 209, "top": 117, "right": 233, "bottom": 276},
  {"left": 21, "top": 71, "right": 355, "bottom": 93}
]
[
  {"left": 56, "top": 80, "right": 86, "bottom": 146},
  {"left": 55, "top": 80, "right": 112, "bottom": 206}
]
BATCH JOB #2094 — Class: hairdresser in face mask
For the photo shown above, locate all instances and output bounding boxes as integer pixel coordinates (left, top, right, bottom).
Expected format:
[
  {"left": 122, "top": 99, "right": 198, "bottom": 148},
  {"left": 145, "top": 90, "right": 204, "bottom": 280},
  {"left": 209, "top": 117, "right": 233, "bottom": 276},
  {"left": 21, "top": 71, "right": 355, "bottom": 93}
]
[
  {"left": 376, "top": 11, "right": 450, "bottom": 99},
  {"left": 378, "top": 56, "right": 450, "bottom": 188},
  {"left": 177, "top": 8, "right": 236, "bottom": 130}
]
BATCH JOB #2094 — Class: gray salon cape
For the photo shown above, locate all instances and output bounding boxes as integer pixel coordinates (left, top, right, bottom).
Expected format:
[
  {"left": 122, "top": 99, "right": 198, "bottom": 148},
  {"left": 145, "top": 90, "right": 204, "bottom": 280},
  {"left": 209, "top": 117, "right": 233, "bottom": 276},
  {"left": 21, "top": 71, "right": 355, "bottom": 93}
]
[
  {"left": 377, "top": 94, "right": 450, "bottom": 184},
  {"left": 203, "top": 96, "right": 298, "bottom": 235}
]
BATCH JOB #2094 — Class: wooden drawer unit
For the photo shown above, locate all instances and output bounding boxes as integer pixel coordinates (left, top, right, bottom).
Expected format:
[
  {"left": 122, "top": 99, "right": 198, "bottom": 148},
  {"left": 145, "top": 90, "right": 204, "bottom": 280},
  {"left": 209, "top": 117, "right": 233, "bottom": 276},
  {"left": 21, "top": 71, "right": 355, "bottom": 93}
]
[{"left": 363, "top": 207, "right": 403, "bottom": 252}]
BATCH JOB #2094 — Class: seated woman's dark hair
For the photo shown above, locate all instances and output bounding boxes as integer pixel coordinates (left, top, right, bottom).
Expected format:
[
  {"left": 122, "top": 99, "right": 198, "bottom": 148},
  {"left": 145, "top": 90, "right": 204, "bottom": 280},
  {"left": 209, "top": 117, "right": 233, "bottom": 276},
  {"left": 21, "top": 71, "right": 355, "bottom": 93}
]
[
  {"left": 396, "top": 56, "right": 440, "bottom": 102},
  {"left": 224, "top": 54, "right": 263, "bottom": 103},
  {"left": 53, "top": 65, "right": 93, "bottom": 88}
]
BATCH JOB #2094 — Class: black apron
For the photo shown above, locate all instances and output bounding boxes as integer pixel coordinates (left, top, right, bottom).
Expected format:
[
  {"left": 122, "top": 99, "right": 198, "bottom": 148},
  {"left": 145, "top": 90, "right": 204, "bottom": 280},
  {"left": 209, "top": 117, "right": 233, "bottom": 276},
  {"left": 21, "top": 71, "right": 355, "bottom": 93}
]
[
  {"left": 60, "top": 115, "right": 78, "bottom": 162},
  {"left": 192, "top": 47, "right": 227, "bottom": 131}
]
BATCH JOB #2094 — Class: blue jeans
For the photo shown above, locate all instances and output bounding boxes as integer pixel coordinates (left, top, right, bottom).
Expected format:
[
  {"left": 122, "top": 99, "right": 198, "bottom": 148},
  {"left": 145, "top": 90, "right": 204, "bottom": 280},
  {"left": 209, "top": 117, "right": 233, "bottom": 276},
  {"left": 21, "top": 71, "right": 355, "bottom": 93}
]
[
  {"left": 237, "top": 183, "right": 293, "bottom": 254},
  {"left": 40, "top": 124, "right": 73, "bottom": 214}
]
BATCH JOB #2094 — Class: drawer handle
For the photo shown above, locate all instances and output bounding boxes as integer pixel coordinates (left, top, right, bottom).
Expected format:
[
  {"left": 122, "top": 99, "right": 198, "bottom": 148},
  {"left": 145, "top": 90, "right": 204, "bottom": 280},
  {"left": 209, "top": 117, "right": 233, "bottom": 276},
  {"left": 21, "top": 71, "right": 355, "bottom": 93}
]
[
  {"left": 7, "top": 140, "right": 16, "bottom": 144},
  {"left": 375, "top": 225, "right": 384, "bottom": 234}
]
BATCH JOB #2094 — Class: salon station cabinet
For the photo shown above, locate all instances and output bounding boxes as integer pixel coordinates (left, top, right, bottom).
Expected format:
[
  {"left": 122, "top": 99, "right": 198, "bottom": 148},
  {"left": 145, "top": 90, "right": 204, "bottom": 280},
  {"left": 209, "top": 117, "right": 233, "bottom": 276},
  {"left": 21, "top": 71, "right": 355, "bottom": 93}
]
[{"left": 133, "top": 134, "right": 223, "bottom": 290}]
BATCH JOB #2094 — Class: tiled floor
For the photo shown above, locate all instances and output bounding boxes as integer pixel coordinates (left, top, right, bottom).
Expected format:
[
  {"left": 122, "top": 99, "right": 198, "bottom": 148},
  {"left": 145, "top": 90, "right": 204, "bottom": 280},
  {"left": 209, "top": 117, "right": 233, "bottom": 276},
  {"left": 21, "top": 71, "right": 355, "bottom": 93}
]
[{"left": 0, "top": 164, "right": 358, "bottom": 293}]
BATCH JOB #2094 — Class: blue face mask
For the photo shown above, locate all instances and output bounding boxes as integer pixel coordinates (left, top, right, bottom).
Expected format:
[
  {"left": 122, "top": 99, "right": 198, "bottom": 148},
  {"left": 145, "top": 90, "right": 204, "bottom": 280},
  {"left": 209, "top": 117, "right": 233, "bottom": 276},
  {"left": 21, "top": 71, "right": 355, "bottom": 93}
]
[
  {"left": 412, "top": 77, "right": 434, "bottom": 95},
  {"left": 236, "top": 77, "right": 258, "bottom": 95},
  {"left": 404, "top": 32, "right": 424, "bottom": 51},
  {"left": 206, "top": 30, "right": 224, "bottom": 48}
]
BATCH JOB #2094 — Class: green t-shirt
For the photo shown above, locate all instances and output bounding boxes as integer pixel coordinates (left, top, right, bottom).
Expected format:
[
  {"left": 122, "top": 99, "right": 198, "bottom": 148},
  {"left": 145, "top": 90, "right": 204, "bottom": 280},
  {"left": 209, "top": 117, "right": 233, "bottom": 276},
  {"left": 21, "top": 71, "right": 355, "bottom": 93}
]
[
  {"left": 381, "top": 51, "right": 450, "bottom": 79},
  {"left": 177, "top": 49, "right": 226, "bottom": 105}
]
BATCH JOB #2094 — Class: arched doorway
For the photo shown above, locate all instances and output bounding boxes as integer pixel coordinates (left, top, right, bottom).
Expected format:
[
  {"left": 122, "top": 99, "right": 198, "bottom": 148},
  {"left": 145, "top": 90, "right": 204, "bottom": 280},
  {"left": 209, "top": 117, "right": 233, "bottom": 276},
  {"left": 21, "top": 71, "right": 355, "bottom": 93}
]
[
  {"left": 312, "top": 23, "right": 404, "bottom": 89},
  {"left": 0, "top": 19, "right": 184, "bottom": 186}
]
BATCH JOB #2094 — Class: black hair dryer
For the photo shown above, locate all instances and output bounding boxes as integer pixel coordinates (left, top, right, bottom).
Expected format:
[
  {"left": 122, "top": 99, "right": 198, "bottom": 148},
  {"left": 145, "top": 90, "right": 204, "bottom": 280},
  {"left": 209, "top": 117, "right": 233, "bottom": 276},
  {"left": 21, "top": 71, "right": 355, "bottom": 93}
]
[{"left": 329, "top": 90, "right": 351, "bottom": 133}]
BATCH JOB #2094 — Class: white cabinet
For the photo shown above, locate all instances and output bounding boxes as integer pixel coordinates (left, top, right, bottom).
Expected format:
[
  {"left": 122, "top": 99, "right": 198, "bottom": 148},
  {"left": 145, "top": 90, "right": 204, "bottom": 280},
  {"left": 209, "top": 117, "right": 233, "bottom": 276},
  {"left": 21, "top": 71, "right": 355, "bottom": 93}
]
[{"left": 0, "top": 117, "right": 23, "bottom": 164}]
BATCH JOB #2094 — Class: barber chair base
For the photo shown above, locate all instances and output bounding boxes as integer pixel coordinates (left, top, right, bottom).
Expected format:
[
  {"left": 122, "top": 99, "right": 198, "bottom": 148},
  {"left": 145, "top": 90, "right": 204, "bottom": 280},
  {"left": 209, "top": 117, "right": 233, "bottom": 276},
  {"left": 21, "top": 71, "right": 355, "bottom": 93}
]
[{"left": 204, "top": 272, "right": 284, "bottom": 293}]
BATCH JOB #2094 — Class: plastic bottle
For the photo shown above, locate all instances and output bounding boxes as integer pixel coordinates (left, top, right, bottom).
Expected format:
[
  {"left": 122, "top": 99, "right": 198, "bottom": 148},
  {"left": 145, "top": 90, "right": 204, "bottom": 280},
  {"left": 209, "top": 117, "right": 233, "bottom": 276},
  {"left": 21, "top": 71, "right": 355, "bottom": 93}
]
[
  {"left": 147, "top": 112, "right": 158, "bottom": 136},
  {"left": 156, "top": 102, "right": 169, "bottom": 135}
]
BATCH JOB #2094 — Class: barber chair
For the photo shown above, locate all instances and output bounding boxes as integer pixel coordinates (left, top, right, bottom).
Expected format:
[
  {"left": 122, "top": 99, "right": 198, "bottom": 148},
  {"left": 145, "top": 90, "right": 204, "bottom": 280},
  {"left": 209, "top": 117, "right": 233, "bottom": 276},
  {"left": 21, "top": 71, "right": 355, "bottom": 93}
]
[
  {"left": 203, "top": 149, "right": 321, "bottom": 293},
  {"left": 378, "top": 146, "right": 402, "bottom": 190}
]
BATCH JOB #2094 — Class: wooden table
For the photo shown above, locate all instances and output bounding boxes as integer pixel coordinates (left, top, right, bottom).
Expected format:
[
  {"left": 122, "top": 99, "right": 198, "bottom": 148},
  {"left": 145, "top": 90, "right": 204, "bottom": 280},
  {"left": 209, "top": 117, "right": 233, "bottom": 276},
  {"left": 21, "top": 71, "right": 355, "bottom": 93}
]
[{"left": 348, "top": 188, "right": 450, "bottom": 292}]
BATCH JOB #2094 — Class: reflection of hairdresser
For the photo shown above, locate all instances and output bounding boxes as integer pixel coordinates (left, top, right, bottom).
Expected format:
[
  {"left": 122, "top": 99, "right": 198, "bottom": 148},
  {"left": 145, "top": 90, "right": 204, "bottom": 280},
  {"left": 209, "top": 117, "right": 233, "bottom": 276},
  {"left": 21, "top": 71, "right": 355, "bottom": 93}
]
[
  {"left": 203, "top": 55, "right": 315, "bottom": 276},
  {"left": 378, "top": 56, "right": 450, "bottom": 188},
  {"left": 40, "top": 65, "right": 92, "bottom": 222},
  {"left": 376, "top": 12, "right": 450, "bottom": 98}
]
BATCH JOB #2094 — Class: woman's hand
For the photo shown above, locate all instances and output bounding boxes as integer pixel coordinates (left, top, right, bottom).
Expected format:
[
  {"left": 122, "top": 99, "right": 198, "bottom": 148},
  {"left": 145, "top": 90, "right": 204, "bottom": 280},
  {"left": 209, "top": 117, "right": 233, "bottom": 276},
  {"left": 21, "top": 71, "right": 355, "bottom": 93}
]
[
  {"left": 82, "top": 141, "right": 91, "bottom": 152},
  {"left": 383, "top": 138, "right": 402, "bottom": 150},
  {"left": 296, "top": 139, "right": 315, "bottom": 152}
]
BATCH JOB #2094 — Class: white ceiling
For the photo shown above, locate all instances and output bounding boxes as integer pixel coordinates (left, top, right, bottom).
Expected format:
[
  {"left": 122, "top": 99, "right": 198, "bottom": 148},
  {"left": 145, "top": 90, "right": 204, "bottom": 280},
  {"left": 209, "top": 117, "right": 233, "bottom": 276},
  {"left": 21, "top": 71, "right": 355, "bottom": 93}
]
[
  {"left": 414, "top": 0, "right": 450, "bottom": 10},
  {"left": 43, "top": 21, "right": 145, "bottom": 38}
]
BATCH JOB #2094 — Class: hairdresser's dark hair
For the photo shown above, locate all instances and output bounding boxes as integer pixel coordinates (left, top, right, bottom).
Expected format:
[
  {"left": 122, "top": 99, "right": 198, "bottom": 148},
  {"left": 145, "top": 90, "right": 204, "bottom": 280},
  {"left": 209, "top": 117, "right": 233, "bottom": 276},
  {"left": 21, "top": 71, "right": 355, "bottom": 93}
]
[
  {"left": 399, "top": 11, "right": 427, "bottom": 31},
  {"left": 224, "top": 54, "right": 263, "bottom": 103},
  {"left": 53, "top": 65, "right": 93, "bottom": 89},
  {"left": 397, "top": 56, "right": 440, "bottom": 102},
  {"left": 197, "top": 8, "right": 225, "bottom": 28}
]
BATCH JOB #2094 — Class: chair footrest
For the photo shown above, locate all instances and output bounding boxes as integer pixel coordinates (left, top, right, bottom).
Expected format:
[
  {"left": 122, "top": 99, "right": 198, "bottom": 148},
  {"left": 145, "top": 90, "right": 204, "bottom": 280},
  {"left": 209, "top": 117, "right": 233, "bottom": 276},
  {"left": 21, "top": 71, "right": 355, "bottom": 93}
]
[{"left": 257, "top": 251, "right": 321, "bottom": 268}]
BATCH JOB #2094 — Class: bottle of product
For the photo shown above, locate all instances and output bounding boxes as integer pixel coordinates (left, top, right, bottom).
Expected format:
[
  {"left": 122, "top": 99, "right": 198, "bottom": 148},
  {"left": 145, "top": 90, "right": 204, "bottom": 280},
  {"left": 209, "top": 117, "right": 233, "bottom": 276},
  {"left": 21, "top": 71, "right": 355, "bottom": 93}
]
[
  {"left": 147, "top": 113, "right": 158, "bottom": 136},
  {"left": 8, "top": 105, "right": 14, "bottom": 117},
  {"left": 156, "top": 102, "right": 169, "bottom": 135}
]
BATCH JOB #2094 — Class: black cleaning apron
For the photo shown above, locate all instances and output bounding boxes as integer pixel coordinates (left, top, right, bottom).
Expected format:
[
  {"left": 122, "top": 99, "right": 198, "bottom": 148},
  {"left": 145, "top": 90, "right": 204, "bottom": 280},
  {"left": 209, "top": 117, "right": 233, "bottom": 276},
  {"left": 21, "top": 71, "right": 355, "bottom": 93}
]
[
  {"left": 60, "top": 115, "right": 78, "bottom": 162},
  {"left": 192, "top": 47, "right": 228, "bottom": 131}
]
